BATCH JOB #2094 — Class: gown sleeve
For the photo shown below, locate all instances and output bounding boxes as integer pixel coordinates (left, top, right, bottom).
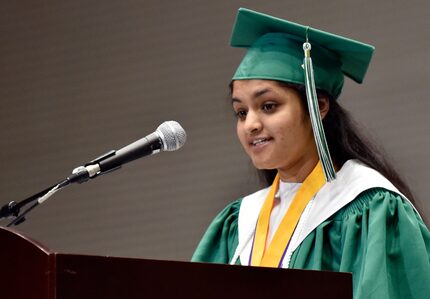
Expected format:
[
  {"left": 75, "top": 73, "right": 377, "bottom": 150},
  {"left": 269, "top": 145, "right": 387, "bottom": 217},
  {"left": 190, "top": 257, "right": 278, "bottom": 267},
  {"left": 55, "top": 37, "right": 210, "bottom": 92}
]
[
  {"left": 191, "top": 199, "right": 241, "bottom": 264},
  {"left": 290, "top": 188, "right": 430, "bottom": 299}
]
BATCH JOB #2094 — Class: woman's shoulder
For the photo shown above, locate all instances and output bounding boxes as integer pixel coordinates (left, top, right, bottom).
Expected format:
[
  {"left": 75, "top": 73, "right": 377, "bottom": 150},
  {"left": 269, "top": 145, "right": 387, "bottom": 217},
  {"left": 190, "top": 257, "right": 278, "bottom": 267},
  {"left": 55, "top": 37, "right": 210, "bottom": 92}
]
[
  {"left": 191, "top": 186, "right": 271, "bottom": 263},
  {"left": 213, "top": 198, "right": 243, "bottom": 221},
  {"left": 318, "top": 159, "right": 423, "bottom": 222},
  {"left": 334, "top": 187, "right": 425, "bottom": 225},
  {"left": 203, "top": 185, "right": 271, "bottom": 232},
  {"left": 191, "top": 198, "right": 242, "bottom": 263}
]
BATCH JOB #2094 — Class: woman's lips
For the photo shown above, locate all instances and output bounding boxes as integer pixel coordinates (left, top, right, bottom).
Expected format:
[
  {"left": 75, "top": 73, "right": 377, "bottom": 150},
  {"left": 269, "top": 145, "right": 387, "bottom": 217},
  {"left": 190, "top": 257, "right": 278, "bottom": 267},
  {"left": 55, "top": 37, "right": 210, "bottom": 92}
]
[{"left": 249, "top": 137, "right": 273, "bottom": 150}]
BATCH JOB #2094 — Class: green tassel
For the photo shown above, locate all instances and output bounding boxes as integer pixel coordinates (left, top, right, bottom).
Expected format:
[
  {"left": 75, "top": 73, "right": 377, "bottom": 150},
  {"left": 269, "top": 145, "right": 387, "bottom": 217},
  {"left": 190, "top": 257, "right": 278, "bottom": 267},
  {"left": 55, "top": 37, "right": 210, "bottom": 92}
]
[{"left": 303, "top": 41, "right": 336, "bottom": 182}]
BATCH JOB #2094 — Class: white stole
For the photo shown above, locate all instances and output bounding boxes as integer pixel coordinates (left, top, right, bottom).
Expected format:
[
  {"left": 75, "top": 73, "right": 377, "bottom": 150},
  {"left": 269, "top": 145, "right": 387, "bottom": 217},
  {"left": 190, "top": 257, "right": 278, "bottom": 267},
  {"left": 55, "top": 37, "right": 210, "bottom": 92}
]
[{"left": 230, "top": 159, "right": 414, "bottom": 267}]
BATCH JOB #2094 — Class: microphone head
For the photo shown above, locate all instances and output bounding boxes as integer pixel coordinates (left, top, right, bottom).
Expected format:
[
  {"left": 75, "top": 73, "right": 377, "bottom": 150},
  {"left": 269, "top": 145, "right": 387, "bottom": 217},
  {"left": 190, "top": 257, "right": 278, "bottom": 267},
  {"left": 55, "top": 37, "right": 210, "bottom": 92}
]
[{"left": 156, "top": 121, "right": 187, "bottom": 151}]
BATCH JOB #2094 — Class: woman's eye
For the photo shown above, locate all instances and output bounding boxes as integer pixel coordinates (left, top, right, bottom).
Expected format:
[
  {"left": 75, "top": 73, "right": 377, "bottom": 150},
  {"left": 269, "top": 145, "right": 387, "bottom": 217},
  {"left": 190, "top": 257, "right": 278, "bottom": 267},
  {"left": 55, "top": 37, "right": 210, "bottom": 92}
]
[
  {"left": 262, "top": 103, "right": 276, "bottom": 112},
  {"left": 235, "top": 110, "right": 247, "bottom": 119}
]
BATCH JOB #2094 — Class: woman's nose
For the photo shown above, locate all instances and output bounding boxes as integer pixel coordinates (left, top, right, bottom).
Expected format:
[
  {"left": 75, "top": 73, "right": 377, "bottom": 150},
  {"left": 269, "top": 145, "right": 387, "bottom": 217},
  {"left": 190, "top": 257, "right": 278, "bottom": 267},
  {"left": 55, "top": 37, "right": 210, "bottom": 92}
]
[{"left": 244, "top": 111, "right": 262, "bottom": 134}]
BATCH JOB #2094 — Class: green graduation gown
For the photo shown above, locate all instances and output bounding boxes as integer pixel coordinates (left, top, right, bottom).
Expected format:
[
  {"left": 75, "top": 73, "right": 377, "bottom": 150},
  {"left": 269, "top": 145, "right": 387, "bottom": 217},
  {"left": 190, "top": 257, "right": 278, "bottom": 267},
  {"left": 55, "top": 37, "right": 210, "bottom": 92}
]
[{"left": 192, "top": 187, "right": 430, "bottom": 298}]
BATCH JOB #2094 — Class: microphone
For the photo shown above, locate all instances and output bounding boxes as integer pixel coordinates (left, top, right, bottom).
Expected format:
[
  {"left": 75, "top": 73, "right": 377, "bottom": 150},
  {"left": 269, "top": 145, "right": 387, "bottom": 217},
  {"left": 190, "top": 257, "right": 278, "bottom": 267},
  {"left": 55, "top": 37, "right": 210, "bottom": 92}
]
[
  {"left": 0, "top": 121, "right": 186, "bottom": 225},
  {"left": 67, "top": 121, "right": 186, "bottom": 184}
]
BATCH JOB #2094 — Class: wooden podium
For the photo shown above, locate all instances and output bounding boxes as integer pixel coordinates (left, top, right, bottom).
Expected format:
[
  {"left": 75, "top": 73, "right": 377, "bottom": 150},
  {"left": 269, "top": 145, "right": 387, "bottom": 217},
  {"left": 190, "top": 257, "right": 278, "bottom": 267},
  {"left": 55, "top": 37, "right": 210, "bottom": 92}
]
[{"left": 0, "top": 227, "right": 352, "bottom": 298}]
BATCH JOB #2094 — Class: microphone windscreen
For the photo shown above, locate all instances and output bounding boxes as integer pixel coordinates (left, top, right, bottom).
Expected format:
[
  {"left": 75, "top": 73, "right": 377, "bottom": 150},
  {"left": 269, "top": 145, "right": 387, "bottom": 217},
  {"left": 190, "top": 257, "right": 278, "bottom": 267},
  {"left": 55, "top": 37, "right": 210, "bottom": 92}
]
[{"left": 157, "top": 121, "right": 187, "bottom": 151}]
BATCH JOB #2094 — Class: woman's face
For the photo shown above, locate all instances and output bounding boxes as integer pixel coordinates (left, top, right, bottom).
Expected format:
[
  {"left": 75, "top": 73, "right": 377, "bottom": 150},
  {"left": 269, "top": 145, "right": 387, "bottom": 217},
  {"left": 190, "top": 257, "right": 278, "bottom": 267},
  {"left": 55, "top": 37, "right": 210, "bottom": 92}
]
[{"left": 231, "top": 80, "right": 319, "bottom": 181}]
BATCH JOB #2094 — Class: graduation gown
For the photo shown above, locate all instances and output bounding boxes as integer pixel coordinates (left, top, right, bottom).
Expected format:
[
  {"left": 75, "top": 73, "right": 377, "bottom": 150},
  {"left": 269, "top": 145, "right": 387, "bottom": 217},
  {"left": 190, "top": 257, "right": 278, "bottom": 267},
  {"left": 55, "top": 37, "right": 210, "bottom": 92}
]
[{"left": 192, "top": 160, "right": 430, "bottom": 299}]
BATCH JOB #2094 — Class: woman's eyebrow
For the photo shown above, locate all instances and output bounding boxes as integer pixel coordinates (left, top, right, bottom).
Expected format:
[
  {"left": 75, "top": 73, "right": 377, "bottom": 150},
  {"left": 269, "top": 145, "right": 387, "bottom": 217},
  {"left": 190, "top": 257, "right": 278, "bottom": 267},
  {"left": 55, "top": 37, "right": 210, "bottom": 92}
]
[
  {"left": 254, "top": 88, "right": 272, "bottom": 98},
  {"left": 231, "top": 88, "right": 273, "bottom": 104},
  {"left": 231, "top": 97, "right": 241, "bottom": 104}
]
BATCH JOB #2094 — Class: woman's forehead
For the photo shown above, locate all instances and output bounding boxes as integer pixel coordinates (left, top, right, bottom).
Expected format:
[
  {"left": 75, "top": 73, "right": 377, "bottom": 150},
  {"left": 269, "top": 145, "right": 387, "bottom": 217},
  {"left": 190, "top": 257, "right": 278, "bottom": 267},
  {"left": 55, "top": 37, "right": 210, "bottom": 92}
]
[{"left": 232, "top": 80, "right": 279, "bottom": 101}]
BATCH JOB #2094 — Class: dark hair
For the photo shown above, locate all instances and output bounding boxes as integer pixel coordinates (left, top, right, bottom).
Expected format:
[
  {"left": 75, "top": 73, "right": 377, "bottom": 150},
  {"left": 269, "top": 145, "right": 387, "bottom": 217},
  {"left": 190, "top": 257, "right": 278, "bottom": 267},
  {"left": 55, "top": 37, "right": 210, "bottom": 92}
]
[{"left": 230, "top": 80, "right": 419, "bottom": 208}]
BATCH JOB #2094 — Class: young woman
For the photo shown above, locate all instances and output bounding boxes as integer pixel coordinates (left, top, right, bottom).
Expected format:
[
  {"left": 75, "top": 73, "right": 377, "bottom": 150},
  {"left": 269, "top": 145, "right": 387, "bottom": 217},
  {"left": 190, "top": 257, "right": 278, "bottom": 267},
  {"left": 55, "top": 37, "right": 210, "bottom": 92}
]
[{"left": 192, "top": 8, "right": 430, "bottom": 299}]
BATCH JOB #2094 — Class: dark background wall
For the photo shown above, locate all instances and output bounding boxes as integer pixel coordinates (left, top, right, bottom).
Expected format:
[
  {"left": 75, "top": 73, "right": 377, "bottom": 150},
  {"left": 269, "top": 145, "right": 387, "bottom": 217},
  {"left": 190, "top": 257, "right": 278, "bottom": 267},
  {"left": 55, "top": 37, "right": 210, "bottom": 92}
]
[{"left": 1, "top": 0, "right": 429, "bottom": 260}]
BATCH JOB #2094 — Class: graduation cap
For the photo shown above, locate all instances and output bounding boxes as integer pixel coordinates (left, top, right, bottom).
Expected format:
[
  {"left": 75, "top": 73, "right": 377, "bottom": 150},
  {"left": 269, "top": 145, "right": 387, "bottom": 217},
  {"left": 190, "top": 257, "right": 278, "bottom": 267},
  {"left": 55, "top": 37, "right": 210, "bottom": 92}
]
[{"left": 230, "top": 8, "right": 375, "bottom": 181}]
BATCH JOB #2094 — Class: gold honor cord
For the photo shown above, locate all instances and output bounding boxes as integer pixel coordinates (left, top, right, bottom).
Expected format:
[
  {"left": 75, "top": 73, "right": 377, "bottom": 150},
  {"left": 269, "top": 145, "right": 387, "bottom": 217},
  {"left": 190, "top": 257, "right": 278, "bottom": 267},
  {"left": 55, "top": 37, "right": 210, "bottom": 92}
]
[
  {"left": 251, "top": 161, "right": 326, "bottom": 267},
  {"left": 250, "top": 172, "right": 280, "bottom": 266}
]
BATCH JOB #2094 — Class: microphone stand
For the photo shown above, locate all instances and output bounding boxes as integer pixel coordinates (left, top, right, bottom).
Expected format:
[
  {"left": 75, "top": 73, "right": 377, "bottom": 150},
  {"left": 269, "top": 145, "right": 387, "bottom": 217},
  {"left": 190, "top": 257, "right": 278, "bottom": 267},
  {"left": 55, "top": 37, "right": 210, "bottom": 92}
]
[
  {"left": 0, "top": 178, "right": 75, "bottom": 227},
  {"left": 0, "top": 150, "right": 120, "bottom": 227},
  {"left": 0, "top": 162, "right": 98, "bottom": 227},
  {"left": 0, "top": 150, "right": 121, "bottom": 227},
  {"left": 1, "top": 180, "right": 68, "bottom": 227}
]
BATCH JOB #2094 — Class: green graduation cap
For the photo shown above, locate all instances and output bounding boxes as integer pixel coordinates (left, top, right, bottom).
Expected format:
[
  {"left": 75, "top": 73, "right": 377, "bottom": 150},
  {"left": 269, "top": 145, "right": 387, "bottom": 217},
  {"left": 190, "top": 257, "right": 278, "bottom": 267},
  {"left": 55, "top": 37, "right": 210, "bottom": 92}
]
[
  {"left": 230, "top": 8, "right": 375, "bottom": 182},
  {"left": 230, "top": 8, "right": 375, "bottom": 99}
]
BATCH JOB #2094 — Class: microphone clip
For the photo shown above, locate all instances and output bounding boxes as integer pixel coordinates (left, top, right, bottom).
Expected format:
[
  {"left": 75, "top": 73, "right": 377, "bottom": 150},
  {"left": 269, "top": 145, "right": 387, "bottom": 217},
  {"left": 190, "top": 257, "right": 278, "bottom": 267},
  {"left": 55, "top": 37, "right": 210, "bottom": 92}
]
[
  {"left": 85, "top": 150, "right": 116, "bottom": 166},
  {"left": 67, "top": 150, "right": 121, "bottom": 185}
]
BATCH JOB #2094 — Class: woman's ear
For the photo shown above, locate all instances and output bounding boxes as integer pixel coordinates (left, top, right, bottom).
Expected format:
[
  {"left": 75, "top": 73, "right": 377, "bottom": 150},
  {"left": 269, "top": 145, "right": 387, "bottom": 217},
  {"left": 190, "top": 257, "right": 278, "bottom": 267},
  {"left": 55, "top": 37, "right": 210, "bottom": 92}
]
[{"left": 318, "top": 96, "right": 330, "bottom": 120}]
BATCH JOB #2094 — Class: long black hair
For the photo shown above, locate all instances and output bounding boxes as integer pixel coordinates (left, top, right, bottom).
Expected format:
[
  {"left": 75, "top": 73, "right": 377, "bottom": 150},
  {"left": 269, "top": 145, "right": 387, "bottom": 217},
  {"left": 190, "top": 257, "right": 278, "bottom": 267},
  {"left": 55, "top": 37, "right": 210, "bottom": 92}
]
[{"left": 230, "top": 80, "right": 418, "bottom": 207}]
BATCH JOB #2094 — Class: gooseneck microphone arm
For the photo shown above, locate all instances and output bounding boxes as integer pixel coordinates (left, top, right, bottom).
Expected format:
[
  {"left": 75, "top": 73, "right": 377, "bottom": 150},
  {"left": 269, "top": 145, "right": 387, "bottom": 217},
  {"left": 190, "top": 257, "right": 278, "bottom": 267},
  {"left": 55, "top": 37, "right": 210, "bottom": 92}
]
[
  {"left": 4, "top": 181, "right": 67, "bottom": 227},
  {"left": 0, "top": 180, "right": 68, "bottom": 226},
  {"left": 0, "top": 121, "right": 186, "bottom": 226}
]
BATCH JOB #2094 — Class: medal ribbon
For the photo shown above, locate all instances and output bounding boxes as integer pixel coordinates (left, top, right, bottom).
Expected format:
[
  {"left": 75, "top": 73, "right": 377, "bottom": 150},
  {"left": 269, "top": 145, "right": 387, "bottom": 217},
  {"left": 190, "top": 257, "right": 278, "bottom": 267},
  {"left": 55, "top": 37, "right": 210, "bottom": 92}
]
[{"left": 250, "top": 161, "right": 326, "bottom": 267}]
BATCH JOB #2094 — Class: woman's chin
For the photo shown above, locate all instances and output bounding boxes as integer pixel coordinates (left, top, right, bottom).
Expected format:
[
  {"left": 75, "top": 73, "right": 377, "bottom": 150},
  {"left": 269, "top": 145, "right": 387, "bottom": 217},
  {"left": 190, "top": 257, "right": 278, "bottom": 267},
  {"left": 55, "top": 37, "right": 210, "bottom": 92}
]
[{"left": 251, "top": 160, "right": 277, "bottom": 170}]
